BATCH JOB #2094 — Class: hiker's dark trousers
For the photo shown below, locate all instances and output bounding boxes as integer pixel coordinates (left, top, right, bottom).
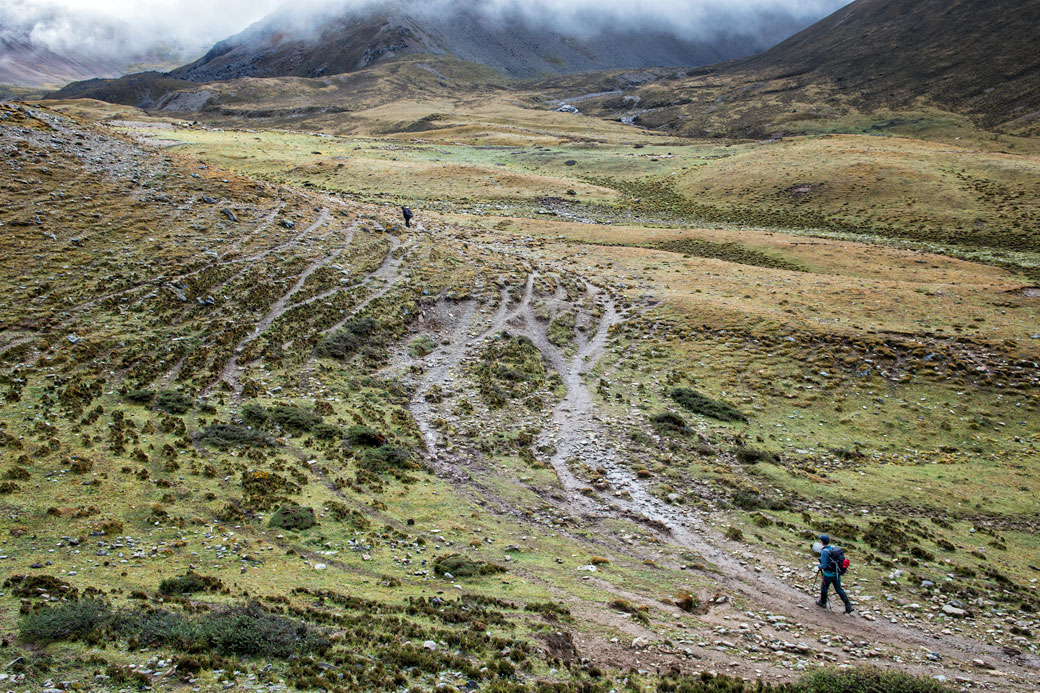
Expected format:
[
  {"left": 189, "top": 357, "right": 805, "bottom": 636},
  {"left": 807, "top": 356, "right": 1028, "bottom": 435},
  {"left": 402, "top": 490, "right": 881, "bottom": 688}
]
[{"left": 821, "top": 574, "right": 851, "bottom": 608}]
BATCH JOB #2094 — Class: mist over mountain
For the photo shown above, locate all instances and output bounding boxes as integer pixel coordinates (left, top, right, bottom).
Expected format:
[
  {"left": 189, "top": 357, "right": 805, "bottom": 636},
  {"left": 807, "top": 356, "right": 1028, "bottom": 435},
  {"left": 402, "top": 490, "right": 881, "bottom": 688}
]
[
  {"left": 174, "top": 0, "right": 850, "bottom": 81},
  {"left": 0, "top": 0, "right": 280, "bottom": 87},
  {"left": 5, "top": 0, "right": 850, "bottom": 87}
]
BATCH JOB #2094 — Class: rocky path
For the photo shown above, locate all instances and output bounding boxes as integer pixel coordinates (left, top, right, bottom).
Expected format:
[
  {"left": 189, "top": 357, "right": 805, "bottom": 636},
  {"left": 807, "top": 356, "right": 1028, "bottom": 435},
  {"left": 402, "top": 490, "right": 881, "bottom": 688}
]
[{"left": 388, "top": 251, "right": 1037, "bottom": 687}]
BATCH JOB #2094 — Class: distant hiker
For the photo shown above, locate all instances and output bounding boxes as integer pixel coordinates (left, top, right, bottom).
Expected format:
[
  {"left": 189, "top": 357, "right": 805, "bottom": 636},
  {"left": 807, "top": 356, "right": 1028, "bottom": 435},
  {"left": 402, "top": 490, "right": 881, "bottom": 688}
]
[
  {"left": 816, "top": 534, "right": 853, "bottom": 614},
  {"left": 402, "top": 206, "right": 414, "bottom": 228}
]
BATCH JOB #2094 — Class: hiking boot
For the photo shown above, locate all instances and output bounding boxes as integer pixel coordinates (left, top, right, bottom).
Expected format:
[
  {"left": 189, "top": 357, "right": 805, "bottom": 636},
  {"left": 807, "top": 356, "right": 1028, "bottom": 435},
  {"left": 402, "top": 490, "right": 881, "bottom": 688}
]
[
  {"left": 844, "top": 605, "right": 855, "bottom": 615},
  {"left": 815, "top": 600, "right": 827, "bottom": 608}
]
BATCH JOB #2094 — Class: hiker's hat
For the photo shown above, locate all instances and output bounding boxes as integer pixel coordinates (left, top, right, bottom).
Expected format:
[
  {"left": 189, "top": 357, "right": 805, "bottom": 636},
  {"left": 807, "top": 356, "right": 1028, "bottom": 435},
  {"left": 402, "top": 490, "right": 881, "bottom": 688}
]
[{"left": 819, "top": 534, "right": 830, "bottom": 544}]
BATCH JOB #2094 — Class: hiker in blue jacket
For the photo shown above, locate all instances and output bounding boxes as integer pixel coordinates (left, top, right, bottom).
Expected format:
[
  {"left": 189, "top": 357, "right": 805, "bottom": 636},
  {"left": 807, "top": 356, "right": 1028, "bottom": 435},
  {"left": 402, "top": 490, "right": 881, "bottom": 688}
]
[{"left": 817, "top": 534, "right": 854, "bottom": 614}]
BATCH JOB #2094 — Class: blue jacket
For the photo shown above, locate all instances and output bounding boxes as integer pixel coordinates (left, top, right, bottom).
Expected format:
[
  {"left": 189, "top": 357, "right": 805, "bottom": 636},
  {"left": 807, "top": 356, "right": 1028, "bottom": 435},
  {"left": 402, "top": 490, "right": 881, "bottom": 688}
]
[{"left": 820, "top": 546, "right": 839, "bottom": 577}]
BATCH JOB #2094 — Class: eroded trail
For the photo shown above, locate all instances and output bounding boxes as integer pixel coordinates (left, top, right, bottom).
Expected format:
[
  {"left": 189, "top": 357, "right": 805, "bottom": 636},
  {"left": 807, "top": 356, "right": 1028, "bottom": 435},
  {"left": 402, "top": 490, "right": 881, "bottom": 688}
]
[
  {"left": 209, "top": 217, "right": 356, "bottom": 399},
  {"left": 392, "top": 260, "right": 1036, "bottom": 684}
]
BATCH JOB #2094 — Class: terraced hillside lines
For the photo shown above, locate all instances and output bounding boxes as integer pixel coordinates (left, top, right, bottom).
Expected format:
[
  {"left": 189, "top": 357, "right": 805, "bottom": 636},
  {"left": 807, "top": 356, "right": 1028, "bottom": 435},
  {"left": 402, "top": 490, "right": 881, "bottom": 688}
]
[
  {"left": 211, "top": 208, "right": 348, "bottom": 398},
  {"left": 321, "top": 233, "right": 407, "bottom": 337}
]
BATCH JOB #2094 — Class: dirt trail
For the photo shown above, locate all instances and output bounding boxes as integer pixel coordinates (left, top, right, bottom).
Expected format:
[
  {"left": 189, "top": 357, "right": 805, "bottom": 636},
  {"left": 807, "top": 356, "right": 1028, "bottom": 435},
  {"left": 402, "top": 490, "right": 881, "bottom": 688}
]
[
  {"left": 322, "top": 235, "right": 405, "bottom": 336},
  {"left": 392, "top": 259, "right": 1037, "bottom": 685},
  {"left": 515, "top": 278, "right": 1038, "bottom": 680},
  {"left": 209, "top": 217, "right": 356, "bottom": 399}
]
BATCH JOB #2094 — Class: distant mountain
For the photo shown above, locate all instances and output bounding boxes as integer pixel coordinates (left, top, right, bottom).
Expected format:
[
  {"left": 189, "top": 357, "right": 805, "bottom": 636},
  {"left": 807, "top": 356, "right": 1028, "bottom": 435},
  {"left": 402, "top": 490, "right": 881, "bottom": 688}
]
[
  {"left": 0, "top": 3, "right": 189, "bottom": 89},
  {"left": 1, "top": 35, "right": 120, "bottom": 88},
  {"left": 171, "top": 1, "right": 804, "bottom": 82},
  {"left": 738, "top": 0, "right": 1040, "bottom": 124},
  {"left": 51, "top": 0, "right": 826, "bottom": 106},
  {"left": 584, "top": 0, "right": 1040, "bottom": 136}
]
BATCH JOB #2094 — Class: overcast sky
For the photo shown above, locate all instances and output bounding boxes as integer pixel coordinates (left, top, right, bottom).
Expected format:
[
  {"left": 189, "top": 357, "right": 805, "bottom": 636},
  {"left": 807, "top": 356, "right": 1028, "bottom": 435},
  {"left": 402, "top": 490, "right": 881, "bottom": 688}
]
[{"left": 2, "top": 0, "right": 853, "bottom": 59}]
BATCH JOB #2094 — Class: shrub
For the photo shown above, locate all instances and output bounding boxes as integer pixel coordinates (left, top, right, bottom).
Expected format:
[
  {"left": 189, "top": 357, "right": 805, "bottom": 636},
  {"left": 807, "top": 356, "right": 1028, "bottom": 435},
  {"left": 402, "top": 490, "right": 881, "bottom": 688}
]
[
  {"left": 268, "top": 404, "right": 321, "bottom": 431},
  {"left": 734, "top": 446, "right": 779, "bottom": 465},
  {"left": 189, "top": 603, "right": 329, "bottom": 658},
  {"left": 240, "top": 403, "right": 268, "bottom": 426},
  {"left": 324, "top": 501, "right": 370, "bottom": 529},
  {"left": 21, "top": 599, "right": 111, "bottom": 644},
  {"left": 471, "top": 333, "right": 551, "bottom": 408},
  {"left": 731, "top": 490, "right": 790, "bottom": 511},
  {"left": 652, "top": 412, "right": 689, "bottom": 434},
  {"left": 311, "top": 423, "right": 342, "bottom": 440},
  {"left": 125, "top": 389, "right": 155, "bottom": 404},
  {"left": 21, "top": 601, "right": 328, "bottom": 660},
  {"left": 158, "top": 572, "right": 224, "bottom": 595},
  {"left": 155, "top": 390, "right": 193, "bottom": 415},
  {"left": 432, "top": 554, "right": 507, "bottom": 578},
  {"left": 724, "top": 526, "right": 744, "bottom": 541},
  {"left": 669, "top": 388, "right": 747, "bottom": 423},
  {"left": 316, "top": 317, "right": 380, "bottom": 360},
  {"left": 790, "top": 667, "right": 951, "bottom": 692},
  {"left": 200, "top": 424, "right": 272, "bottom": 449},
  {"left": 269, "top": 505, "right": 316, "bottom": 531},
  {"left": 345, "top": 425, "right": 386, "bottom": 447},
  {"left": 408, "top": 336, "right": 437, "bottom": 358},
  {"left": 4, "top": 466, "right": 30, "bottom": 480},
  {"left": 4, "top": 574, "right": 78, "bottom": 599},
  {"left": 358, "top": 445, "right": 415, "bottom": 475},
  {"left": 116, "top": 608, "right": 186, "bottom": 647}
]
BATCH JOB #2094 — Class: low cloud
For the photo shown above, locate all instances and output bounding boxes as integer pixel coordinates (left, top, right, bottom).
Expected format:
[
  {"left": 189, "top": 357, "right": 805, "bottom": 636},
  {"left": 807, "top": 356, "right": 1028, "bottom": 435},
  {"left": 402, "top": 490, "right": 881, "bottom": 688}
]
[{"left": 2, "top": 0, "right": 852, "bottom": 64}]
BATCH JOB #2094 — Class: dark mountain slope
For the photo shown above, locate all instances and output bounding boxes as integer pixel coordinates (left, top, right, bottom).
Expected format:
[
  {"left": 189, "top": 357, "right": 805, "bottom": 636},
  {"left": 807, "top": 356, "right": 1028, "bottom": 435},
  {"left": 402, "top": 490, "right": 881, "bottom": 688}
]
[
  {"left": 172, "top": 2, "right": 789, "bottom": 82},
  {"left": 739, "top": 0, "right": 1040, "bottom": 124},
  {"left": 581, "top": 0, "right": 1040, "bottom": 137}
]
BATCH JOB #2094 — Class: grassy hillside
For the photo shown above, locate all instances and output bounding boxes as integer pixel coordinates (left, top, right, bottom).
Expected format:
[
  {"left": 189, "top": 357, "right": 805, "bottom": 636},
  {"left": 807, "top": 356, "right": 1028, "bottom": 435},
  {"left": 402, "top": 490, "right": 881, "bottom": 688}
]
[{"left": 1, "top": 93, "right": 1038, "bottom": 691}]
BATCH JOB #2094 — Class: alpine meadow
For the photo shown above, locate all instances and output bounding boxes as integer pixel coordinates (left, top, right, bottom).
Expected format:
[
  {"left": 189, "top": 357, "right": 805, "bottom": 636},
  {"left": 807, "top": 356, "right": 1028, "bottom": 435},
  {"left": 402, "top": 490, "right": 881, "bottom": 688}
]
[{"left": 0, "top": 0, "right": 1039, "bottom": 690}]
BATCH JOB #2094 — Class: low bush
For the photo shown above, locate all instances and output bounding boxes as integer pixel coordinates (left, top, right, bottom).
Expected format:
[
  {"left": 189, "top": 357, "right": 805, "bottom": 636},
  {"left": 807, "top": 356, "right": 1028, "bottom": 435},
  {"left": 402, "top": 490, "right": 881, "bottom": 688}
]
[
  {"left": 432, "top": 554, "right": 507, "bottom": 578},
  {"left": 268, "top": 404, "right": 322, "bottom": 431},
  {"left": 240, "top": 403, "right": 268, "bottom": 426},
  {"left": 408, "top": 336, "right": 437, "bottom": 358},
  {"left": 669, "top": 388, "right": 747, "bottom": 423},
  {"left": 472, "top": 333, "right": 552, "bottom": 408},
  {"left": 21, "top": 601, "right": 328, "bottom": 660},
  {"left": 158, "top": 572, "right": 224, "bottom": 595},
  {"left": 155, "top": 390, "right": 193, "bottom": 415},
  {"left": 311, "top": 423, "right": 342, "bottom": 440},
  {"left": 268, "top": 505, "right": 316, "bottom": 531},
  {"left": 652, "top": 412, "right": 689, "bottom": 434},
  {"left": 790, "top": 667, "right": 951, "bottom": 692},
  {"left": 317, "top": 317, "right": 380, "bottom": 360},
  {"left": 21, "top": 599, "right": 111, "bottom": 644},
  {"left": 731, "top": 490, "right": 791, "bottom": 511},
  {"left": 346, "top": 425, "right": 386, "bottom": 447},
  {"left": 200, "top": 424, "right": 272, "bottom": 449},
  {"left": 358, "top": 445, "right": 415, "bottom": 475},
  {"left": 125, "top": 389, "right": 155, "bottom": 404},
  {"left": 734, "top": 446, "right": 779, "bottom": 465}
]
